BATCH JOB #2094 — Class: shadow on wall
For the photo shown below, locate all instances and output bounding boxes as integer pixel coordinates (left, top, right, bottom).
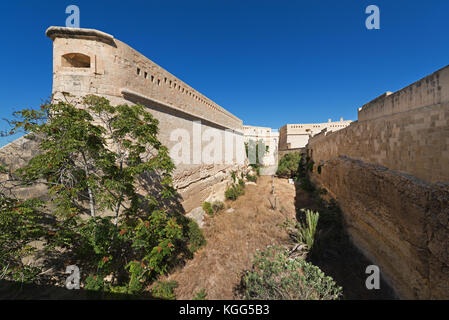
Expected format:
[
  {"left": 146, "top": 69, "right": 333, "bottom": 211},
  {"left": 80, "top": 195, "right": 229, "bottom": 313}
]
[
  {"left": 0, "top": 133, "right": 187, "bottom": 216},
  {"left": 293, "top": 183, "right": 397, "bottom": 300}
]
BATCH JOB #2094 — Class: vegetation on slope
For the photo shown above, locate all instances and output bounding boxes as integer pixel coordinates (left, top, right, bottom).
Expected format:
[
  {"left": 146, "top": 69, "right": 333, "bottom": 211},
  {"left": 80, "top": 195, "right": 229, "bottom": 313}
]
[
  {"left": 225, "top": 178, "right": 246, "bottom": 201},
  {"left": 276, "top": 152, "right": 302, "bottom": 178},
  {"left": 0, "top": 95, "right": 205, "bottom": 295}
]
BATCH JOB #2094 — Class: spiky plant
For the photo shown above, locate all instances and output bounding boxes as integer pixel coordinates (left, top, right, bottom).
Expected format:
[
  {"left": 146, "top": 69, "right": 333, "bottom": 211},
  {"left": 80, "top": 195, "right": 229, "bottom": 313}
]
[{"left": 297, "top": 209, "right": 319, "bottom": 250}]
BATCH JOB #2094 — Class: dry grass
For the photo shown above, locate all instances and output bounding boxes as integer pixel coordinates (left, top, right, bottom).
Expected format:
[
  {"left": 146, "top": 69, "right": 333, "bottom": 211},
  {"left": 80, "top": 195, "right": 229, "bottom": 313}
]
[{"left": 158, "top": 176, "right": 297, "bottom": 300}]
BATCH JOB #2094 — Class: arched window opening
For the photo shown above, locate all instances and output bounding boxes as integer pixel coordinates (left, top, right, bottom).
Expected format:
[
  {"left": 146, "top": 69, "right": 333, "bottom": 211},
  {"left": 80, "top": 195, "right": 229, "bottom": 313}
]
[{"left": 61, "top": 53, "right": 91, "bottom": 68}]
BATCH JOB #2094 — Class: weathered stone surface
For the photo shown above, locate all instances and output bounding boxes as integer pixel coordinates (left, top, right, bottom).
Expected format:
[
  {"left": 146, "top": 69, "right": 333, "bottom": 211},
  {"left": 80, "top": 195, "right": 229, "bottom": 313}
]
[
  {"left": 186, "top": 207, "right": 206, "bottom": 228},
  {"left": 305, "top": 66, "right": 449, "bottom": 299},
  {"left": 309, "top": 156, "right": 449, "bottom": 299}
]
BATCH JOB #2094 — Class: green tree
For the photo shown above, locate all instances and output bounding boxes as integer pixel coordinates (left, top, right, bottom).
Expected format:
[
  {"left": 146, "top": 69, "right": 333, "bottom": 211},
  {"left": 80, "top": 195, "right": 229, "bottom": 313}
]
[
  {"left": 0, "top": 165, "right": 45, "bottom": 283},
  {"left": 12, "top": 95, "right": 175, "bottom": 221},
  {"left": 245, "top": 139, "right": 266, "bottom": 165},
  {"left": 7, "top": 95, "right": 202, "bottom": 293}
]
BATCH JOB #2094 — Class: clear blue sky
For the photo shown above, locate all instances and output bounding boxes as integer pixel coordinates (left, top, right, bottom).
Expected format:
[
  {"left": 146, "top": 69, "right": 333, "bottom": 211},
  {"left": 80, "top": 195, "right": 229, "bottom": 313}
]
[{"left": 1, "top": 0, "right": 448, "bottom": 146}]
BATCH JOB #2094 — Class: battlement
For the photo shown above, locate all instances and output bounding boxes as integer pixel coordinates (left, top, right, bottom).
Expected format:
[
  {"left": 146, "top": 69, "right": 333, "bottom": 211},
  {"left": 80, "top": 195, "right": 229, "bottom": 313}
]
[
  {"left": 46, "top": 26, "right": 242, "bottom": 131},
  {"left": 278, "top": 119, "right": 352, "bottom": 150}
]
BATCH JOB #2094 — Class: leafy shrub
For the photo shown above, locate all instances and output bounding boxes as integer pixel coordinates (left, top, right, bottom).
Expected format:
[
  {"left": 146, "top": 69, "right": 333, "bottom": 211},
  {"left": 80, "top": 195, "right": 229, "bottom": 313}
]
[
  {"left": 5, "top": 96, "right": 202, "bottom": 294},
  {"left": 276, "top": 152, "right": 301, "bottom": 178},
  {"left": 211, "top": 201, "right": 224, "bottom": 213},
  {"left": 225, "top": 183, "right": 245, "bottom": 201},
  {"left": 202, "top": 200, "right": 224, "bottom": 217},
  {"left": 225, "top": 187, "right": 238, "bottom": 201},
  {"left": 65, "top": 209, "right": 185, "bottom": 294},
  {"left": 186, "top": 219, "right": 206, "bottom": 254},
  {"left": 0, "top": 165, "right": 46, "bottom": 283},
  {"left": 193, "top": 288, "right": 208, "bottom": 300},
  {"left": 246, "top": 173, "right": 258, "bottom": 182},
  {"left": 250, "top": 164, "right": 261, "bottom": 176},
  {"left": 202, "top": 202, "right": 213, "bottom": 216},
  {"left": 152, "top": 280, "right": 178, "bottom": 300},
  {"left": 242, "top": 246, "right": 342, "bottom": 300}
]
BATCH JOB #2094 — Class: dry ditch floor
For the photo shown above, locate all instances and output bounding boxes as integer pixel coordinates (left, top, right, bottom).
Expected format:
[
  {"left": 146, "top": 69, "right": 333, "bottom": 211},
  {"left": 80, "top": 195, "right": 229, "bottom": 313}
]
[{"left": 160, "top": 176, "right": 297, "bottom": 300}]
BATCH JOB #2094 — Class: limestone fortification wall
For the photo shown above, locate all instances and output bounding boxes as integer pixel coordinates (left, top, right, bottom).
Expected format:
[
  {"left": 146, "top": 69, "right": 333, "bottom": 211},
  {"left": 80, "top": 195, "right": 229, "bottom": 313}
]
[
  {"left": 307, "top": 66, "right": 449, "bottom": 299},
  {"left": 0, "top": 27, "right": 246, "bottom": 213},
  {"left": 358, "top": 65, "right": 449, "bottom": 122},
  {"left": 49, "top": 26, "right": 247, "bottom": 212},
  {"left": 279, "top": 120, "right": 352, "bottom": 151}
]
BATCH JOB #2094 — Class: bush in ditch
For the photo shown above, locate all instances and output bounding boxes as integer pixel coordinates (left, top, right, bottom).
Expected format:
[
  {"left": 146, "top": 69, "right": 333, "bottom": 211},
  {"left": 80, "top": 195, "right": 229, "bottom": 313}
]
[{"left": 242, "top": 246, "right": 342, "bottom": 300}]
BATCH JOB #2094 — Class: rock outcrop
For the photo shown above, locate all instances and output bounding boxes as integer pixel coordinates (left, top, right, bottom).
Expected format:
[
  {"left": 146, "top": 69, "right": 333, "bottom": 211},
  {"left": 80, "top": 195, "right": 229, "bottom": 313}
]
[{"left": 310, "top": 156, "right": 449, "bottom": 299}]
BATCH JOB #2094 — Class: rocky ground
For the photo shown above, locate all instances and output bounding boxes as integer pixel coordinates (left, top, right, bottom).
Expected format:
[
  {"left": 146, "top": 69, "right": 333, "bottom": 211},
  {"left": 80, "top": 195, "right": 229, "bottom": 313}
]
[
  {"left": 157, "top": 176, "right": 297, "bottom": 299},
  {"left": 155, "top": 174, "right": 397, "bottom": 300}
]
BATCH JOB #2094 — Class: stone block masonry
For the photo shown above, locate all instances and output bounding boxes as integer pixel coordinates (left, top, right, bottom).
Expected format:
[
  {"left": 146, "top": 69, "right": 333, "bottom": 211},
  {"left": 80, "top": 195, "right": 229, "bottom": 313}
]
[
  {"left": 48, "top": 26, "right": 246, "bottom": 212},
  {"left": 310, "top": 65, "right": 449, "bottom": 185},
  {"left": 0, "top": 26, "right": 246, "bottom": 213},
  {"left": 279, "top": 118, "right": 352, "bottom": 151},
  {"left": 307, "top": 65, "right": 449, "bottom": 299}
]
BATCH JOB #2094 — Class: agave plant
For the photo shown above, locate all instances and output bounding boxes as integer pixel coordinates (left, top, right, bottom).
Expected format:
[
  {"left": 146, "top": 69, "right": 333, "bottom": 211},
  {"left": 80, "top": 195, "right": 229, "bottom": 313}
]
[{"left": 296, "top": 209, "right": 319, "bottom": 250}]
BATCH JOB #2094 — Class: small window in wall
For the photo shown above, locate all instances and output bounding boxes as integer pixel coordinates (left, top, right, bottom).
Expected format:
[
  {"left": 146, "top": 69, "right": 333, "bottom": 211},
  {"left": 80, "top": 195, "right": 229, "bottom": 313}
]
[
  {"left": 144, "top": 72, "right": 148, "bottom": 79},
  {"left": 61, "top": 53, "right": 91, "bottom": 68},
  {"left": 157, "top": 79, "right": 161, "bottom": 86},
  {"left": 137, "top": 68, "right": 141, "bottom": 75},
  {"left": 151, "top": 75, "right": 154, "bottom": 82}
]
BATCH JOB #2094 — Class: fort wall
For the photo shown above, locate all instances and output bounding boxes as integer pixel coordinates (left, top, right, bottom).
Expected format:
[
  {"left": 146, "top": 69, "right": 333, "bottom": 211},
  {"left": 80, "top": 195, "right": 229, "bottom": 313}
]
[
  {"left": 307, "top": 66, "right": 449, "bottom": 299},
  {"left": 0, "top": 27, "right": 246, "bottom": 213}
]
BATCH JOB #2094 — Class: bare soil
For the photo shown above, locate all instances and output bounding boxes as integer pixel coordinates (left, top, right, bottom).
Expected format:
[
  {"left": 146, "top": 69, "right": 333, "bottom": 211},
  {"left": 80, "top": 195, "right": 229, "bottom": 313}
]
[{"left": 159, "top": 176, "right": 297, "bottom": 300}]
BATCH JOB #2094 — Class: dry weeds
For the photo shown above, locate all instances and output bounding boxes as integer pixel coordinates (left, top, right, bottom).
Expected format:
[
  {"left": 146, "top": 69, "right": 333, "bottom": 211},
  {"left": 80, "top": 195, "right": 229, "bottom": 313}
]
[{"left": 159, "top": 176, "right": 297, "bottom": 300}]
